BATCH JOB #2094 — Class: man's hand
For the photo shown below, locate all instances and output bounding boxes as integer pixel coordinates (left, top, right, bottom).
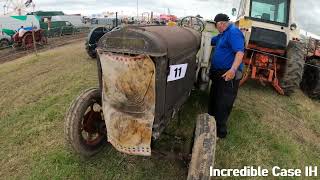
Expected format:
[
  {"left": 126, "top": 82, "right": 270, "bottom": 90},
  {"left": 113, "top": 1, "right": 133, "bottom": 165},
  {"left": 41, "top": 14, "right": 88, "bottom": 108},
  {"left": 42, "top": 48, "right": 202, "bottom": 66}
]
[{"left": 222, "top": 69, "right": 236, "bottom": 81}]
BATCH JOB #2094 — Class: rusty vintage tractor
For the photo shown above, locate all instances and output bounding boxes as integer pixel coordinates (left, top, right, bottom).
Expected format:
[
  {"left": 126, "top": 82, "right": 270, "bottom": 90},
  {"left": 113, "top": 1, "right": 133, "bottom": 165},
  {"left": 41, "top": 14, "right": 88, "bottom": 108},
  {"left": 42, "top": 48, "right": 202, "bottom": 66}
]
[
  {"left": 12, "top": 29, "right": 47, "bottom": 49},
  {"left": 65, "top": 19, "right": 217, "bottom": 180}
]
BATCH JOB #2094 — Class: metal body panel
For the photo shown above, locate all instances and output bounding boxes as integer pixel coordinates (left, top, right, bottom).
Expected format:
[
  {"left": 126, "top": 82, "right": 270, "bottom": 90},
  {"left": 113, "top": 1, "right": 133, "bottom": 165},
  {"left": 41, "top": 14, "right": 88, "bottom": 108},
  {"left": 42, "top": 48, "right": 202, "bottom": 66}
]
[
  {"left": 249, "top": 27, "right": 287, "bottom": 50},
  {"left": 98, "top": 26, "right": 201, "bottom": 57}
]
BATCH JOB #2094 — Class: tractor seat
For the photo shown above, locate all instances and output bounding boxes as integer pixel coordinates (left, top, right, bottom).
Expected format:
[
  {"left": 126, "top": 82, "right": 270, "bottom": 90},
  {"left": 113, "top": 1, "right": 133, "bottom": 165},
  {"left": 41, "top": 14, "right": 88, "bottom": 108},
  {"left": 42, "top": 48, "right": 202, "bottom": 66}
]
[{"left": 262, "top": 13, "right": 270, "bottom": 21}]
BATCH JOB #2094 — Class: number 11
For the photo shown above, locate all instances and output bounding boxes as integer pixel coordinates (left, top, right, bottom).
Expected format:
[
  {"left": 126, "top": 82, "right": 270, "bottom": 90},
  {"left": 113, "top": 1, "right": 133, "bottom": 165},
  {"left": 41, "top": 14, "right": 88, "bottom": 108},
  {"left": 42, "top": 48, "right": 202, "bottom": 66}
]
[{"left": 174, "top": 67, "right": 182, "bottom": 78}]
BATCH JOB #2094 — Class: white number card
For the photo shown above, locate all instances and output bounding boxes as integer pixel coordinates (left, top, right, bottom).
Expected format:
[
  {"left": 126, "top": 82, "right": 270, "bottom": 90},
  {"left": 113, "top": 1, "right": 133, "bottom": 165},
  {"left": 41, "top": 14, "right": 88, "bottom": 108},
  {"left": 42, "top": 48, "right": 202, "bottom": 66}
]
[{"left": 167, "top": 63, "right": 188, "bottom": 82}]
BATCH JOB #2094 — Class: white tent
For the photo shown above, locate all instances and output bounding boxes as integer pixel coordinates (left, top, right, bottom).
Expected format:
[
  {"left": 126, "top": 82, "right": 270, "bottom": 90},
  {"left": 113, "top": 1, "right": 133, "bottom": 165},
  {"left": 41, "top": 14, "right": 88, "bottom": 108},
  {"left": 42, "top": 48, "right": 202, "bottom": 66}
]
[
  {"left": 0, "top": 15, "right": 40, "bottom": 33},
  {"left": 51, "top": 15, "right": 85, "bottom": 27}
]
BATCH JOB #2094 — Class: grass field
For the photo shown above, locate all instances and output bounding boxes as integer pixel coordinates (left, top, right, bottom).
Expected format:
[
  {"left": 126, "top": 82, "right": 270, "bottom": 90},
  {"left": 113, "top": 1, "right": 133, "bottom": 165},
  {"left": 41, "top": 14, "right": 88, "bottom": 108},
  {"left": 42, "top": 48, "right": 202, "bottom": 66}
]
[{"left": 0, "top": 41, "right": 319, "bottom": 179}]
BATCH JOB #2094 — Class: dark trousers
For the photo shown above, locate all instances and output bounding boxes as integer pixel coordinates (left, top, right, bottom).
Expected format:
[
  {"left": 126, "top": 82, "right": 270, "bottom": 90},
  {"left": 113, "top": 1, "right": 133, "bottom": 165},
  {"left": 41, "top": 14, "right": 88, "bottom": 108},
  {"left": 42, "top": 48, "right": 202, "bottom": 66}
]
[{"left": 208, "top": 70, "right": 240, "bottom": 138}]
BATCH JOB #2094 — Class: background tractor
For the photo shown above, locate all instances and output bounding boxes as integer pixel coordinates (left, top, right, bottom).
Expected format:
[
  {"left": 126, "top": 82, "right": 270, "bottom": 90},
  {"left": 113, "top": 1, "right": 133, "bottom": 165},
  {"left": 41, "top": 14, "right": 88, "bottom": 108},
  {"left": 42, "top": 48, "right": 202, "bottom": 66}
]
[
  {"left": 235, "top": 0, "right": 304, "bottom": 96},
  {"left": 12, "top": 28, "right": 47, "bottom": 49},
  {"left": 301, "top": 38, "right": 320, "bottom": 99}
]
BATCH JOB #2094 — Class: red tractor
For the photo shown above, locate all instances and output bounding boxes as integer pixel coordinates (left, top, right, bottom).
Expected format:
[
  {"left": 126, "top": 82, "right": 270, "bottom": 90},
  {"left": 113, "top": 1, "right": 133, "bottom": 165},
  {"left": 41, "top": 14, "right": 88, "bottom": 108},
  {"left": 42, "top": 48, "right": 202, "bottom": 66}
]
[
  {"left": 301, "top": 38, "right": 320, "bottom": 99},
  {"left": 12, "top": 29, "right": 47, "bottom": 49}
]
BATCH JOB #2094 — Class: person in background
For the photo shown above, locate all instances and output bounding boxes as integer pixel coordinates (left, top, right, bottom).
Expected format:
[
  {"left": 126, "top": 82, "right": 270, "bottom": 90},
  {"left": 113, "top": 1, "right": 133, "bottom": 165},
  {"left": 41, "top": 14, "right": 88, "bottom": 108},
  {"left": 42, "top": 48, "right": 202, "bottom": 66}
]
[
  {"left": 18, "top": 26, "right": 25, "bottom": 37},
  {"left": 208, "top": 13, "right": 245, "bottom": 139}
]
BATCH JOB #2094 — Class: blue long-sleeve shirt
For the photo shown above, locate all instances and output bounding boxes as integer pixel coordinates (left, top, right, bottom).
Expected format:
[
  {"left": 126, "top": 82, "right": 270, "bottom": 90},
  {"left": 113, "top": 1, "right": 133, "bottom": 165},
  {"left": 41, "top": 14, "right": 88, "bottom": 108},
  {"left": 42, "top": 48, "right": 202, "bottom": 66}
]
[{"left": 211, "top": 24, "right": 245, "bottom": 71}]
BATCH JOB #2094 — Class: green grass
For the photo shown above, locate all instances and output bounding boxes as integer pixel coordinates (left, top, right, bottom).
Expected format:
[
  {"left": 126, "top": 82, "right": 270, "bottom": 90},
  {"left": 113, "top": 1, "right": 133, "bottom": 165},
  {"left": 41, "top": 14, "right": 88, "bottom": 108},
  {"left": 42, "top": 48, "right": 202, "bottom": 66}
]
[{"left": 0, "top": 41, "right": 319, "bottom": 179}]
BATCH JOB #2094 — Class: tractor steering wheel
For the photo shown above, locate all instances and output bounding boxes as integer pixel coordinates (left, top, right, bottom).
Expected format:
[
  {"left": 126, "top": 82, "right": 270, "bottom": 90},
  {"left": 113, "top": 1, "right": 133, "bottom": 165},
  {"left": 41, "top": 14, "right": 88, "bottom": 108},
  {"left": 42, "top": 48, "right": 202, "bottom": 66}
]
[{"left": 179, "top": 16, "right": 205, "bottom": 32}]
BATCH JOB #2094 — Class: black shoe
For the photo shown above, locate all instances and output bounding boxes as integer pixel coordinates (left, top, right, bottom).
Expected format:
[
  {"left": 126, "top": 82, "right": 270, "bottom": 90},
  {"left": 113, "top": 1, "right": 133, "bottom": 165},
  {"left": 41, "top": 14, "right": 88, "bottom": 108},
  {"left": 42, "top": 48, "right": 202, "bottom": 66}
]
[{"left": 217, "top": 133, "right": 227, "bottom": 139}]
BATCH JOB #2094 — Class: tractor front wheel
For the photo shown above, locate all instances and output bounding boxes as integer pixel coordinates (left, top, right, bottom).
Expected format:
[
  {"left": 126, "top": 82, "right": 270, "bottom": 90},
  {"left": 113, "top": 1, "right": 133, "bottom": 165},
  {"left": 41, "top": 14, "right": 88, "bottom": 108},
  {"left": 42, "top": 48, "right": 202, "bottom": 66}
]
[
  {"left": 187, "top": 114, "right": 216, "bottom": 180},
  {"left": 280, "top": 41, "right": 305, "bottom": 95},
  {"left": 64, "top": 88, "right": 107, "bottom": 157},
  {"left": 301, "top": 58, "right": 320, "bottom": 99}
]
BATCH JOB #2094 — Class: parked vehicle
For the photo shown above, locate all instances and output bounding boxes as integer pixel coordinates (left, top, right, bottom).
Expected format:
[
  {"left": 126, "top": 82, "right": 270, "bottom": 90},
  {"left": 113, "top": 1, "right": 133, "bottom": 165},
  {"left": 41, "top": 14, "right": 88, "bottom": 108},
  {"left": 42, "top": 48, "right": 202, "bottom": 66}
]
[
  {"left": 12, "top": 29, "right": 47, "bottom": 49},
  {"left": 235, "top": 0, "right": 304, "bottom": 96},
  {"left": 0, "top": 32, "right": 12, "bottom": 49},
  {"left": 301, "top": 38, "right": 320, "bottom": 99}
]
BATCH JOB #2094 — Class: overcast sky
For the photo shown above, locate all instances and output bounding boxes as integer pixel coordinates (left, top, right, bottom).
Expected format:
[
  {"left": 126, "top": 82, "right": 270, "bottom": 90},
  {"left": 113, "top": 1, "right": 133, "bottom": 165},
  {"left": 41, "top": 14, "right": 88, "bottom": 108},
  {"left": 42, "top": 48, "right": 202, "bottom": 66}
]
[{"left": 1, "top": 0, "right": 320, "bottom": 35}]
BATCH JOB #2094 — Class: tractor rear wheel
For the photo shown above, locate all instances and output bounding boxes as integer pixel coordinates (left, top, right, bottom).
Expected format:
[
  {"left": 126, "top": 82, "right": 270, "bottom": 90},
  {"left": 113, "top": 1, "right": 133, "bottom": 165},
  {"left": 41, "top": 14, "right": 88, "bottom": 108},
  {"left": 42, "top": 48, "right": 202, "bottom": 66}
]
[
  {"left": 187, "top": 114, "right": 216, "bottom": 180},
  {"left": 280, "top": 41, "right": 305, "bottom": 95},
  {"left": 301, "top": 58, "right": 320, "bottom": 99},
  {"left": 64, "top": 88, "right": 107, "bottom": 157},
  {"left": 22, "top": 33, "right": 34, "bottom": 49}
]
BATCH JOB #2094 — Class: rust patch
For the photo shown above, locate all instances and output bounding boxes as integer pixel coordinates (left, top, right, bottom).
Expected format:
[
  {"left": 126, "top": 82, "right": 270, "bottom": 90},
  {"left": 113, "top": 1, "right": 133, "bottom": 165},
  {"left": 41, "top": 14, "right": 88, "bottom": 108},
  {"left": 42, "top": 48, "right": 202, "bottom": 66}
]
[
  {"left": 99, "top": 52, "right": 155, "bottom": 156},
  {"left": 109, "top": 112, "right": 152, "bottom": 146}
]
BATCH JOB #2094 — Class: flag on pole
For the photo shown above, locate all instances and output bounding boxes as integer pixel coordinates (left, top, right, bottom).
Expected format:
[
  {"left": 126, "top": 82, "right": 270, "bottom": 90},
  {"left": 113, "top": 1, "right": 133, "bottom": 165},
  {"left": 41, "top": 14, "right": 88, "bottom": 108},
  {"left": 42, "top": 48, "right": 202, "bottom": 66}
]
[{"left": 25, "top": 0, "right": 32, "bottom": 7}]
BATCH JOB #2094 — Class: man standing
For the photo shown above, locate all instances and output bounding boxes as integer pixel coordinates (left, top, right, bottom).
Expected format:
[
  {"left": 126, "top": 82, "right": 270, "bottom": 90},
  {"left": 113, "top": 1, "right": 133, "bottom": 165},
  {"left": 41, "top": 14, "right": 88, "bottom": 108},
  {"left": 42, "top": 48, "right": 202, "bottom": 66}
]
[
  {"left": 208, "top": 13, "right": 245, "bottom": 138},
  {"left": 18, "top": 26, "right": 26, "bottom": 37}
]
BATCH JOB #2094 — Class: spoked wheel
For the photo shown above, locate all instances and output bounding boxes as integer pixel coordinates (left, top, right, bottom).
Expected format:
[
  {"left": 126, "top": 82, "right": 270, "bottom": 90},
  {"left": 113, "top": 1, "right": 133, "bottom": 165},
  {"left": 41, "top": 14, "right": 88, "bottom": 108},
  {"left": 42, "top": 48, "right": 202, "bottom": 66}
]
[
  {"left": 64, "top": 88, "right": 107, "bottom": 157},
  {"left": 179, "top": 16, "right": 205, "bottom": 32},
  {"left": 187, "top": 114, "right": 216, "bottom": 180},
  {"left": 22, "top": 33, "right": 34, "bottom": 49}
]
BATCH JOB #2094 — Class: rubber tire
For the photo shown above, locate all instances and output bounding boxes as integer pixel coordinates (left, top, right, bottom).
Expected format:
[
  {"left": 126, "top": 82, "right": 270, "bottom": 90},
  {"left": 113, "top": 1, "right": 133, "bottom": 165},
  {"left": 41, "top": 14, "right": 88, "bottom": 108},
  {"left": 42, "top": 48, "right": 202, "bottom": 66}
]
[
  {"left": 64, "top": 88, "right": 107, "bottom": 157},
  {"left": 301, "top": 58, "right": 320, "bottom": 99},
  {"left": 280, "top": 41, "right": 305, "bottom": 96},
  {"left": 187, "top": 114, "right": 216, "bottom": 180},
  {"left": 0, "top": 39, "right": 9, "bottom": 49}
]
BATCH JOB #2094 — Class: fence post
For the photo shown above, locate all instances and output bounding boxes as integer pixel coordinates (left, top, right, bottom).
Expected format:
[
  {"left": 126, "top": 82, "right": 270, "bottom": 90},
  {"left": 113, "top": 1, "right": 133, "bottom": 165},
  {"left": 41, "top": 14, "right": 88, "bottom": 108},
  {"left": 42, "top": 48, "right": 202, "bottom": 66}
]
[
  {"left": 31, "top": 23, "right": 38, "bottom": 56},
  {"left": 60, "top": 27, "right": 63, "bottom": 37}
]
